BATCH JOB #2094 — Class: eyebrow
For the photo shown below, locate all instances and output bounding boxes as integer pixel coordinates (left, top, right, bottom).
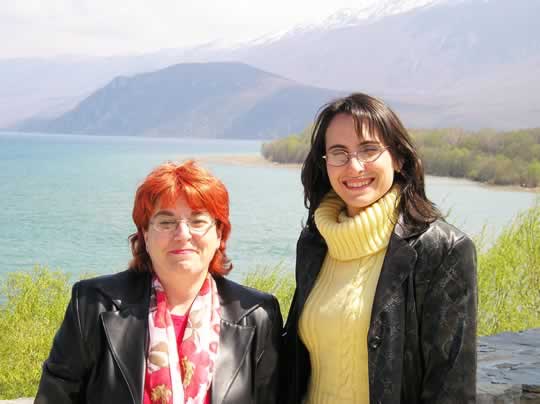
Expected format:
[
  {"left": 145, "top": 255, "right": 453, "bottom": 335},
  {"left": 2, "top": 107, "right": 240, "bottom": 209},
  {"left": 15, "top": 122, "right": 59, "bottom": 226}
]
[
  {"left": 152, "top": 210, "right": 175, "bottom": 218},
  {"left": 327, "top": 141, "right": 381, "bottom": 151},
  {"left": 152, "top": 210, "right": 207, "bottom": 218}
]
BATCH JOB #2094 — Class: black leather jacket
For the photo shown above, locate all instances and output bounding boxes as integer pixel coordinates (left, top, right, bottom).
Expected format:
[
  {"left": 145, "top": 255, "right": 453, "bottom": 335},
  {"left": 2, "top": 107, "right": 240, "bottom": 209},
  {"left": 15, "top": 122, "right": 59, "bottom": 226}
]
[
  {"left": 282, "top": 218, "right": 477, "bottom": 404},
  {"left": 35, "top": 270, "right": 282, "bottom": 404}
]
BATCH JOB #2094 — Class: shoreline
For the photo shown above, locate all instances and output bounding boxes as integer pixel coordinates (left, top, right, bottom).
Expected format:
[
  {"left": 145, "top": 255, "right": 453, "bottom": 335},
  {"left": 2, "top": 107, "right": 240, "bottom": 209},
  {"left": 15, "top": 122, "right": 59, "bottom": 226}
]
[
  {"left": 197, "top": 154, "right": 540, "bottom": 194},
  {"left": 196, "top": 154, "right": 301, "bottom": 170}
]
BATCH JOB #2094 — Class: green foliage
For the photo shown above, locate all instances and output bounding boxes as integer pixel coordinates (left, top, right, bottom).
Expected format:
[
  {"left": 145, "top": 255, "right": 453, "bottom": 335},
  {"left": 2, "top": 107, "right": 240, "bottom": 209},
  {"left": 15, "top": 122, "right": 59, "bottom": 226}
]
[
  {"left": 414, "top": 127, "right": 540, "bottom": 187},
  {"left": 261, "top": 125, "right": 312, "bottom": 164},
  {"left": 477, "top": 200, "right": 540, "bottom": 335},
  {"left": 263, "top": 125, "right": 540, "bottom": 187},
  {"left": 242, "top": 264, "right": 295, "bottom": 320},
  {"left": 0, "top": 266, "right": 72, "bottom": 399}
]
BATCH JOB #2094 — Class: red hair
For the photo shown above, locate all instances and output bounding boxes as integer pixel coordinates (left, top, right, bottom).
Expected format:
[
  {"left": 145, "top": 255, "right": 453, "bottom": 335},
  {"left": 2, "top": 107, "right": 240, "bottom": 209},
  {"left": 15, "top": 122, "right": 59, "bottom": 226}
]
[{"left": 129, "top": 160, "right": 232, "bottom": 276}]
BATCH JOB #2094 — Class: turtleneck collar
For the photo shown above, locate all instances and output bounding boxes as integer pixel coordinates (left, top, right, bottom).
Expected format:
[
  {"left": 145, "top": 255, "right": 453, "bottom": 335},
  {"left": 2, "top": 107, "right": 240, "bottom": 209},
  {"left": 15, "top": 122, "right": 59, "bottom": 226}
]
[{"left": 314, "top": 187, "right": 399, "bottom": 261}]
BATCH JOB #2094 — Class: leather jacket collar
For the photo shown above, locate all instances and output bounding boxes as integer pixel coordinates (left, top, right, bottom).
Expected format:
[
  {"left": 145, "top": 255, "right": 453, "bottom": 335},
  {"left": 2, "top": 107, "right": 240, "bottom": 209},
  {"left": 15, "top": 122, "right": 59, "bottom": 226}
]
[
  {"left": 97, "top": 271, "right": 262, "bottom": 404},
  {"left": 295, "top": 214, "right": 424, "bottom": 324}
]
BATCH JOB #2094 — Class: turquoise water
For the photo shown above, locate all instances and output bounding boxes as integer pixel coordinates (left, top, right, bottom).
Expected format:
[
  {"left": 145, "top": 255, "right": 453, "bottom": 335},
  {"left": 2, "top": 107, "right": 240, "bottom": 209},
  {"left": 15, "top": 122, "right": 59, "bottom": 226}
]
[{"left": 0, "top": 132, "right": 537, "bottom": 281}]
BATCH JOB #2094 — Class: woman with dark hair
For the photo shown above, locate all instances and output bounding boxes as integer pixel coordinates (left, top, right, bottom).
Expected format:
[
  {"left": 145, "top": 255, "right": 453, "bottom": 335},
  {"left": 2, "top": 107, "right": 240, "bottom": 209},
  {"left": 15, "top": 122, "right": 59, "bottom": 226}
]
[
  {"left": 282, "top": 93, "right": 477, "bottom": 403},
  {"left": 36, "top": 160, "right": 282, "bottom": 404}
]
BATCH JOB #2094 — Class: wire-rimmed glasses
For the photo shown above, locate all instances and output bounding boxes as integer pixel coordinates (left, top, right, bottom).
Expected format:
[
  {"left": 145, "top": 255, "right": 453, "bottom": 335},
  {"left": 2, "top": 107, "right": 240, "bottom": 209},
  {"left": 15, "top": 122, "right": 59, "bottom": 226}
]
[
  {"left": 149, "top": 214, "right": 216, "bottom": 235},
  {"left": 323, "top": 145, "right": 389, "bottom": 167}
]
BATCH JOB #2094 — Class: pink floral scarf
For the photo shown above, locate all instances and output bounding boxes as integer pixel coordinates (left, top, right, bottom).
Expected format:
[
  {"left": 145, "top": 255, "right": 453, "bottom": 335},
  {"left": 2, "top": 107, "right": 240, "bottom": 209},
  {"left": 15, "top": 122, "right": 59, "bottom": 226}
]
[{"left": 145, "top": 274, "right": 221, "bottom": 404}]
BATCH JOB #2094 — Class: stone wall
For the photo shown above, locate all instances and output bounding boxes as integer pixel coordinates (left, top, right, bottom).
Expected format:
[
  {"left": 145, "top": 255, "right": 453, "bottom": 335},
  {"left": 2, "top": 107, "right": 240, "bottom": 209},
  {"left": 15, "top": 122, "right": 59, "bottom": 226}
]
[{"left": 478, "top": 328, "right": 540, "bottom": 403}]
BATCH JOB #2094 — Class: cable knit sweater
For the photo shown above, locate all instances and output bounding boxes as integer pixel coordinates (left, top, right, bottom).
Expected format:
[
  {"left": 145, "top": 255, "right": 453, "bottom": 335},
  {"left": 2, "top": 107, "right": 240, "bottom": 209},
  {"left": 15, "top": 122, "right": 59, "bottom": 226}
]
[{"left": 298, "top": 188, "right": 398, "bottom": 404}]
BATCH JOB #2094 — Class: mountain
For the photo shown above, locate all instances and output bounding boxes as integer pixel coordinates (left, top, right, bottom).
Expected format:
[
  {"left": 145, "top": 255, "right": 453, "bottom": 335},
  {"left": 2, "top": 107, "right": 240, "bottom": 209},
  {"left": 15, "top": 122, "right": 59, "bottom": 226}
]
[
  {"left": 15, "top": 62, "right": 341, "bottom": 139},
  {"left": 229, "top": 0, "right": 540, "bottom": 129},
  {"left": 3, "top": 0, "right": 539, "bottom": 130},
  {"left": 0, "top": 51, "right": 214, "bottom": 128}
]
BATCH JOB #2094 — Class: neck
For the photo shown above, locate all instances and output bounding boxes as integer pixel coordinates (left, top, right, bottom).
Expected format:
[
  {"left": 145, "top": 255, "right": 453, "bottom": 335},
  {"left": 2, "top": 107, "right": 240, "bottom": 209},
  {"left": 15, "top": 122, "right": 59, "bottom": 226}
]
[{"left": 156, "top": 268, "right": 209, "bottom": 315}]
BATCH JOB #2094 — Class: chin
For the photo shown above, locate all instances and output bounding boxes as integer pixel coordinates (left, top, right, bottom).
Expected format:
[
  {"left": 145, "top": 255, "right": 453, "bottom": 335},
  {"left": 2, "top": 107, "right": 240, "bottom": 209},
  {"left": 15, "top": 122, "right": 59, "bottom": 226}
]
[{"left": 346, "top": 193, "right": 375, "bottom": 207}]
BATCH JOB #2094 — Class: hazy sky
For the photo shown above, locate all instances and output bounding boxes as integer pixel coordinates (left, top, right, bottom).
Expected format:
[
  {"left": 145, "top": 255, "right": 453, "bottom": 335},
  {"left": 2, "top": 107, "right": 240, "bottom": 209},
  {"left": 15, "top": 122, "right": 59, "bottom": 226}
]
[{"left": 0, "top": 0, "right": 383, "bottom": 59}]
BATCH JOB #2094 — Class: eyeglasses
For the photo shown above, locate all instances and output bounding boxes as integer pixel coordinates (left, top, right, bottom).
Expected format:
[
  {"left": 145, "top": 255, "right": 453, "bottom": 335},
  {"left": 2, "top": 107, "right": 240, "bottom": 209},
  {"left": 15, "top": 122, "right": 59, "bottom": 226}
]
[
  {"left": 149, "top": 214, "right": 216, "bottom": 235},
  {"left": 323, "top": 146, "right": 388, "bottom": 167}
]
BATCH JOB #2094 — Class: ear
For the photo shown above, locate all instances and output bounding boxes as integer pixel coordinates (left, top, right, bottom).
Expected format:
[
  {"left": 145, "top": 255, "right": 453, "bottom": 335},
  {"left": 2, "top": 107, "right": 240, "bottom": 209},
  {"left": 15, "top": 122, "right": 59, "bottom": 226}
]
[
  {"left": 393, "top": 157, "right": 404, "bottom": 173},
  {"left": 143, "top": 229, "right": 149, "bottom": 244}
]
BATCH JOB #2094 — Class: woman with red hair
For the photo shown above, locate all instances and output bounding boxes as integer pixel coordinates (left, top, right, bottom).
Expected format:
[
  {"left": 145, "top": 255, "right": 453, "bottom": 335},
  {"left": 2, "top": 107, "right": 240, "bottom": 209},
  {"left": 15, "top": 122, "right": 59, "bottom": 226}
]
[{"left": 36, "top": 160, "right": 282, "bottom": 404}]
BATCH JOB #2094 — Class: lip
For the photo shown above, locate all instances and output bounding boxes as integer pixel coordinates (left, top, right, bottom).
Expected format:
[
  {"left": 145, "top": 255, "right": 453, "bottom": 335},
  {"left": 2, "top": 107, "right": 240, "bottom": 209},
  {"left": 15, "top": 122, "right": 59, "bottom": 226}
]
[
  {"left": 342, "top": 177, "right": 374, "bottom": 189},
  {"left": 168, "top": 249, "right": 197, "bottom": 255}
]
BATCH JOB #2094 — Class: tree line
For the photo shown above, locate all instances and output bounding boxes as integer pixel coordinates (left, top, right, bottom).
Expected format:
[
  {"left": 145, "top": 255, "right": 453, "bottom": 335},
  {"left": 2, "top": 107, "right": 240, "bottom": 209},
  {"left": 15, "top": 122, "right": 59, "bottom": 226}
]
[{"left": 261, "top": 126, "right": 540, "bottom": 188}]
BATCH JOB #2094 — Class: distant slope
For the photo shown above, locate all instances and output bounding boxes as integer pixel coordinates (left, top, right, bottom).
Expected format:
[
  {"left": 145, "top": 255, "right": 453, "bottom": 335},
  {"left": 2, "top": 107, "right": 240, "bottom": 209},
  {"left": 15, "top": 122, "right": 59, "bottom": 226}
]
[
  {"left": 262, "top": 125, "right": 540, "bottom": 187},
  {"left": 231, "top": 0, "right": 540, "bottom": 129},
  {"left": 4, "top": 0, "right": 540, "bottom": 130},
  {"left": 237, "top": 0, "right": 540, "bottom": 92},
  {"left": 15, "top": 62, "right": 340, "bottom": 139}
]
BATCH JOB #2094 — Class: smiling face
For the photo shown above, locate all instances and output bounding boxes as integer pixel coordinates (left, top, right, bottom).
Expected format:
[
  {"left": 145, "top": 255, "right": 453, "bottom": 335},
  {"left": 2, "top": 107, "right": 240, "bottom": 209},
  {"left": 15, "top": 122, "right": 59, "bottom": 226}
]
[
  {"left": 144, "top": 196, "right": 221, "bottom": 279},
  {"left": 325, "top": 113, "right": 400, "bottom": 217}
]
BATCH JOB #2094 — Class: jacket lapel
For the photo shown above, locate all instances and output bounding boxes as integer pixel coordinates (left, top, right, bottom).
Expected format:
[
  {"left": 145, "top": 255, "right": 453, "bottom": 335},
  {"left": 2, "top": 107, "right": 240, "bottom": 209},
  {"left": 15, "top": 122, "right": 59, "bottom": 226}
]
[
  {"left": 299, "top": 216, "right": 421, "bottom": 325},
  {"left": 100, "top": 271, "right": 151, "bottom": 404},
  {"left": 101, "top": 305, "right": 148, "bottom": 404},
  {"left": 98, "top": 273, "right": 260, "bottom": 404},
  {"left": 370, "top": 219, "right": 420, "bottom": 322},
  {"left": 212, "top": 276, "right": 257, "bottom": 404},
  {"left": 212, "top": 320, "right": 255, "bottom": 404}
]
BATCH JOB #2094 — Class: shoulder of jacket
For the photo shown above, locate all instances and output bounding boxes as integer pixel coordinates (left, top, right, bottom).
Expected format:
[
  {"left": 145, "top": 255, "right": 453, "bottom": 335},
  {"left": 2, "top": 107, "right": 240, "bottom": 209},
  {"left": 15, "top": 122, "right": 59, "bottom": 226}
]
[
  {"left": 73, "top": 269, "right": 150, "bottom": 305},
  {"left": 411, "top": 219, "right": 472, "bottom": 251},
  {"left": 215, "top": 276, "right": 280, "bottom": 324},
  {"left": 406, "top": 220, "right": 476, "bottom": 284},
  {"left": 297, "top": 225, "right": 326, "bottom": 248},
  {"left": 215, "top": 276, "right": 276, "bottom": 306}
]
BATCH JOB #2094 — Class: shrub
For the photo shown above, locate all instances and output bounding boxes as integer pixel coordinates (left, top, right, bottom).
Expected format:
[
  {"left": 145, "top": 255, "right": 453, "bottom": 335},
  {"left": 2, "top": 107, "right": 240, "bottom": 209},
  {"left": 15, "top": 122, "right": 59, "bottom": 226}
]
[
  {"left": 477, "top": 200, "right": 540, "bottom": 335},
  {"left": 0, "top": 265, "right": 72, "bottom": 399},
  {"left": 242, "top": 264, "right": 295, "bottom": 320}
]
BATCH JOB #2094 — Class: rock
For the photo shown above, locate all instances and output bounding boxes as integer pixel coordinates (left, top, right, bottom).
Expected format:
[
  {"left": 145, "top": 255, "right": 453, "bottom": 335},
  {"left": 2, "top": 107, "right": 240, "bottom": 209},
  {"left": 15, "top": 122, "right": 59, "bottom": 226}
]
[{"left": 478, "top": 328, "right": 540, "bottom": 403}]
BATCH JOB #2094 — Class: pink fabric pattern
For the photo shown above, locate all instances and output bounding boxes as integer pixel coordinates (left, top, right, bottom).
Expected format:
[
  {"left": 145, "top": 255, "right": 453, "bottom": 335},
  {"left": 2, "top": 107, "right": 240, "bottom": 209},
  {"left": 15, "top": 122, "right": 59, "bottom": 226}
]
[{"left": 144, "top": 274, "right": 221, "bottom": 404}]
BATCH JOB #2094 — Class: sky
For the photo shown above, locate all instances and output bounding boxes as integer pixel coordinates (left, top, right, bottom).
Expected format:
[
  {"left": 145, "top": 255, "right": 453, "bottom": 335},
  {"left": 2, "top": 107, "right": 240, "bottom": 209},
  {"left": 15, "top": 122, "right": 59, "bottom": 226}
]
[{"left": 0, "top": 0, "right": 390, "bottom": 59}]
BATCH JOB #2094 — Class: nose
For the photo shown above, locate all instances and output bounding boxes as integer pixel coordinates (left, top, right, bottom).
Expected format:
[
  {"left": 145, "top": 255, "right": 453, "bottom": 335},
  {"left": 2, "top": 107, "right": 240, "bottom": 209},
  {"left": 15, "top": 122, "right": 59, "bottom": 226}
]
[
  {"left": 348, "top": 155, "right": 365, "bottom": 172},
  {"left": 173, "top": 220, "right": 191, "bottom": 240}
]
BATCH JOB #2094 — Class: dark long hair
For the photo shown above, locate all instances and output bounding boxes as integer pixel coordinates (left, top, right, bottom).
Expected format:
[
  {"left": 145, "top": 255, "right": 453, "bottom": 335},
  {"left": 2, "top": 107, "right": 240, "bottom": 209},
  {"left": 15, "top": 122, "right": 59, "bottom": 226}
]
[{"left": 301, "top": 93, "right": 441, "bottom": 230}]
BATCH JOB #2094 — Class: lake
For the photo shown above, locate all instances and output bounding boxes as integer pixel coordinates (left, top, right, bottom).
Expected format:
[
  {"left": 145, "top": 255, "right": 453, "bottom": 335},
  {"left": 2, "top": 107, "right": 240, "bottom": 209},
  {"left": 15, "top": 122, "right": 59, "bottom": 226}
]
[{"left": 0, "top": 132, "right": 537, "bottom": 282}]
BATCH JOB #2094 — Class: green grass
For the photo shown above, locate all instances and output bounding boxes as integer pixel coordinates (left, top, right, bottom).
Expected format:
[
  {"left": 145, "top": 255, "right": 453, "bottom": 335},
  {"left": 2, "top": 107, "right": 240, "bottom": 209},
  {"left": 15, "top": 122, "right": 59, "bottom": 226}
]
[
  {"left": 241, "top": 263, "right": 295, "bottom": 320},
  {"left": 477, "top": 200, "right": 540, "bottom": 335},
  {"left": 1, "top": 203, "right": 539, "bottom": 398},
  {"left": 0, "top": 266, "right": 72, "bottom": 399}
]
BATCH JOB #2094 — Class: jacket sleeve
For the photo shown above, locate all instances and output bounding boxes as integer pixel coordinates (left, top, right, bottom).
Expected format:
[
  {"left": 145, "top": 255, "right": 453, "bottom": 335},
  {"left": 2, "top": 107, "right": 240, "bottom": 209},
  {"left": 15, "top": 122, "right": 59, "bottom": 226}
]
[
  {"left": 255, "top": 295, "right": 283, "bottom": 404},
  {"left": 420, "top": 235, "right": 477, "bottom": 403},
  {"left": 35, "top": 282, "right": 90, "bottom": 404}
]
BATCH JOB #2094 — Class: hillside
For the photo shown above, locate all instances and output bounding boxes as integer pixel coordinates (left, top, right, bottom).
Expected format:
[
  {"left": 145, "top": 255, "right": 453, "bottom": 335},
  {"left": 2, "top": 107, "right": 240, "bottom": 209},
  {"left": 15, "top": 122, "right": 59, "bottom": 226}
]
[
  {"left": 15, "top": 62, "right": 340, "bottom": 139},
  {"left": 3, "top": 0, "right": 540, "bottom": 130},
  {"left": 232, "top": 0, "right": 540, "bottom": 129},
  {"left": 262, "top": 126, "right": 540, "bottom": 187}
]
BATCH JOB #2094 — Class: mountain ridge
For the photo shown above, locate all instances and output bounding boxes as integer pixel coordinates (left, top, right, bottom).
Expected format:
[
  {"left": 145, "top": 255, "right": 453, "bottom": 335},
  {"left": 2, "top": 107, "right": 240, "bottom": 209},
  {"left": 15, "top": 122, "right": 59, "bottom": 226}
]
[
  {"left": 14, "top": 62, "right": 342, "bottom": 139},
  {"left": 2, "top": 0, "right": 539, "bottom": 131}
]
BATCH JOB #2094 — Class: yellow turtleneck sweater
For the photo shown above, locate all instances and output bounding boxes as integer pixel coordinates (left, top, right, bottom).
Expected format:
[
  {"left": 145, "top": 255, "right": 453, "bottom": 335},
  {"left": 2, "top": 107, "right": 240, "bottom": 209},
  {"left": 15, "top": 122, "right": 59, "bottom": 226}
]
[{"left": 298, "top": 188, "right": 398, "bottom": 404}]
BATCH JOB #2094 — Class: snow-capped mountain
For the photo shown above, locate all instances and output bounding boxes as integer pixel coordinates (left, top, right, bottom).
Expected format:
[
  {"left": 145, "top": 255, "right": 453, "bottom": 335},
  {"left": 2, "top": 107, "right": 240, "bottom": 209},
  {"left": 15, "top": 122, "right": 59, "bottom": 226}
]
[
  {"left": 2, "top": 0, "right": 538, "bottom": 131},
  {"left": 226, "top": 0, "right": 540, "bottom": 129},
  {"left": 310, "top": 0, "right": 446, "bottom": 29},
  {"left": 238, "top": 0, "right": 449, "bottom": 49}
]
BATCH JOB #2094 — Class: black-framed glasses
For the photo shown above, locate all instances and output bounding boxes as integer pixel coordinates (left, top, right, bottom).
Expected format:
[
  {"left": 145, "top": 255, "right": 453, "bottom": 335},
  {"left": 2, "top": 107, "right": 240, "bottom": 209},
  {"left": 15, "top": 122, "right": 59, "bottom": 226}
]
[
  {"left": 323, "top": 146, "right": 389, "bottom": 167},
  {"left": 150, "top": 214, "right": 216, "bottom": 235}
]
